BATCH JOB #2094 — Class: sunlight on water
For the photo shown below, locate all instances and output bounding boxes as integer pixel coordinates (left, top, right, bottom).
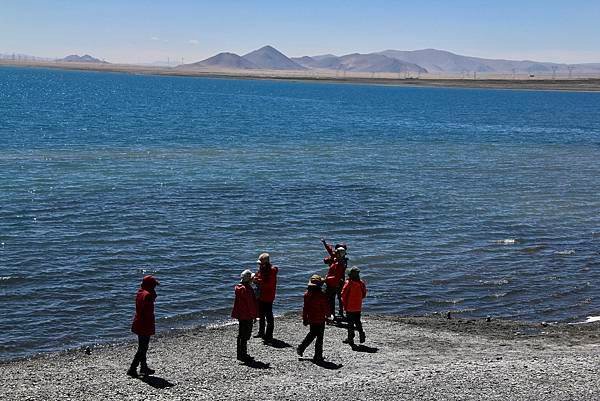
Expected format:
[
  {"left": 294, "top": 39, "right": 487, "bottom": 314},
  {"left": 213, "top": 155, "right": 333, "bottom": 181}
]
[{"left": 1, "top": 66, "right": 600, "bottom": 360}]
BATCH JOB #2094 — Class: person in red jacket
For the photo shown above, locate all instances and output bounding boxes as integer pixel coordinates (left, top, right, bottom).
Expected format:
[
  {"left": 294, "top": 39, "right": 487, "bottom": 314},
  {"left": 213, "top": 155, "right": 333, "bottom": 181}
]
[
  {"left": 322, "top": 239, "right": 348, "bottom": 320},
  {"left": 341, "top": 267, "right": 367, "bottom": 346},
  {"left": 127, "top": 275, "right": 159, "bottom": 377},
  {"left": 253, "top": 252, "right": 278, "bottom": 343},
  {"left": 297, "top": 274, "right": 329, "bottom": 362},
  {"left": 231, "top": 269, "right": 258, "bottom": 362}
]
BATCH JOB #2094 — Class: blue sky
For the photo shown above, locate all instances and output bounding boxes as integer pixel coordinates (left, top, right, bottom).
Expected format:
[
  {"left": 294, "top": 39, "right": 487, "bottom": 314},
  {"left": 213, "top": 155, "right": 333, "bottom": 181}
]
[{"left": 1, "top": 0, "right": 599, "bottom": 64}]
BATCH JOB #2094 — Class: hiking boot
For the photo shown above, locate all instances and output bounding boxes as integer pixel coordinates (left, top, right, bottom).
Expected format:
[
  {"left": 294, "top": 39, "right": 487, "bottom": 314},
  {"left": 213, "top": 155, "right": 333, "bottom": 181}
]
[
  {"left": 313, "top": 355, "right": 324, "bottom": 363},
  {"left": 342, "top": 338, "right": 355, "bottom": 346},
  {"left": 139, "top": 367, "right": 155, "bottom": 376},
  {"left": 296, "top": 346, "right": 304, "bottom": 357},
  {"left": 359, "top": 332, "right": 366, "bottom": 344},
  {"left": 126, "top": 368, "right": 138, "bottom": 378}
]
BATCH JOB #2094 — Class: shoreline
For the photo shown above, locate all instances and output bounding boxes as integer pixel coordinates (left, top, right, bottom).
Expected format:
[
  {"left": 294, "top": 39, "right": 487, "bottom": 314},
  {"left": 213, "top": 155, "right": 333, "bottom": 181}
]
[
  {"left": 3, "top": 314, "right": 600, "bottom": 400},
  {"left": 3, "top": 60, "right": 600, "bottom": 92},
  {"left": 0, "top": 311, "right": 593, "bottom": 365}
]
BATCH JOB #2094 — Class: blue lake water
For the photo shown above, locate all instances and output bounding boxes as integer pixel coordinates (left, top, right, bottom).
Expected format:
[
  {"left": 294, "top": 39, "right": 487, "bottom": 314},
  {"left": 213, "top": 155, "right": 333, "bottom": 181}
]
[{"left": 1, "top": 66, "right": 599, "bottom": 361}]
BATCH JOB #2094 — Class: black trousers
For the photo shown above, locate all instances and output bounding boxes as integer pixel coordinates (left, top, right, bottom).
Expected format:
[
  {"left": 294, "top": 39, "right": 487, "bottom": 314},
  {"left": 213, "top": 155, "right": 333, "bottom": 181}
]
[
  {"left": 326, "top": 287, "right": 338, "bottom": 317},
  {"left": 346, "top": 312, "right": 364, "bottom": 343},
  {"left": 298, "top": 323, "right": 325, "bottom": 359},
  {"left": 237, "top": 319, "right": 253, "bottom": 358},
  {"left": 258, "top": 301, "right": 274, "bottom": 340},
  {"left": 131, "top": 335, "right": 150, "bottom": 369},
  {"left": 336, "top": 282, "right": 344, "bottom": 315}
]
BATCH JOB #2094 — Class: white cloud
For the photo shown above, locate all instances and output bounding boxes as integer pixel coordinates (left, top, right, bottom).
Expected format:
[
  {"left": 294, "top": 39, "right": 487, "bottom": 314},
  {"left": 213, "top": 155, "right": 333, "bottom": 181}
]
[
  {"left": 150, "top": 36, "right": 169, "bottom": 43},
  {"left": 188, "top": 39, "right": 200, "bottom": 45}
]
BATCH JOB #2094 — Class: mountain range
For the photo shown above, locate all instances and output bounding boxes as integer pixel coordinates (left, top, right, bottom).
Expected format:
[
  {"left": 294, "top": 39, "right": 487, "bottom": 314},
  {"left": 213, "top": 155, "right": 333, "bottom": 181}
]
[
  {"left": 180, "top": 45, "right": 305, "bottom": 70},
  {"left": 180, "top": 45, "right": 600, "bottom": 75},
  {"left": 59, "top": 54, "right": 108, "bottom": 63},
  {"left": 3, "top": 47, "right": 600, "bottom": 75}
]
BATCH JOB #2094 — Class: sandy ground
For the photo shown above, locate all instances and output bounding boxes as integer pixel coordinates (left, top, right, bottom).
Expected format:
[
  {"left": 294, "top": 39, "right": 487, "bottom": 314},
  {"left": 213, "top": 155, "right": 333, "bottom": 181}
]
[
  {"left": 2, "top": 60, "right": 600, "bottom": 92},
  {"left": 2, "top": 314, "right": 600, "bottom": 400}
]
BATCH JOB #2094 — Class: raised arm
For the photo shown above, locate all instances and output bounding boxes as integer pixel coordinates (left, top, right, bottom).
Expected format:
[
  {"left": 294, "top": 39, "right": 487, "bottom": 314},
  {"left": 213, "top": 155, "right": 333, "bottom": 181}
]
[{"left": 321, "top": 238, "right": 335, "bottom": 257}]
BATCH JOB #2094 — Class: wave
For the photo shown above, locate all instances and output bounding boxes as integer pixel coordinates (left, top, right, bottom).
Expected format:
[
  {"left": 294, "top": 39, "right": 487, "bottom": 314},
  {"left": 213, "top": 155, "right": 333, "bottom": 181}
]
[
  {"left": 478, "top": 279, "right": 510, "bottom": 286},
  {"left": 582, "top": 316, "right": 600, "bottom": 323},
  {"left": 493, "top": 239, "right": 519, "bottom": 245},
  {"left": 520, "top": 245, "right": 546, "bottom": 254},
  {"left": 0, "top": 276, "right": 27, "bottom": 285},
  {"left": 554, "top": 250, "right": 576, "bottom": 256}
]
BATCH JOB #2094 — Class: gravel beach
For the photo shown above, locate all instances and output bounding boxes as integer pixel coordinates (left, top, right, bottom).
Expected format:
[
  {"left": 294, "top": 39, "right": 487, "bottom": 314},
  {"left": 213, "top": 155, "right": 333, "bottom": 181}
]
[{"left": 2, "top": 314, "right": 600, "bottom": 400}]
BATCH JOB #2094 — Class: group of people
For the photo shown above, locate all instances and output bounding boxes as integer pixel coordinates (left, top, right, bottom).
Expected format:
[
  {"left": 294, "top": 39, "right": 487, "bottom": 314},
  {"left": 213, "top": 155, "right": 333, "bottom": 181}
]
[{"left": 126, "top": 239, "right": 367, "bottom": 377}]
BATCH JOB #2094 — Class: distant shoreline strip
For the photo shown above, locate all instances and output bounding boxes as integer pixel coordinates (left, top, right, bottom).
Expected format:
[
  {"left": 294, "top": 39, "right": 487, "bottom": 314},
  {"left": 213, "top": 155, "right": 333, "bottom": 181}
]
[{"left": 2, "top": 60, "right": 600, "bottom": 92}]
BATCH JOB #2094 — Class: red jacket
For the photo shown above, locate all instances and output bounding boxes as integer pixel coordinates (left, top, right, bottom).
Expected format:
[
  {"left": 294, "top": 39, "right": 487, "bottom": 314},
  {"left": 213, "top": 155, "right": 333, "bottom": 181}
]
[
  {"left": 254, "top": 265, "right": 278, "bottom": 303},
  {"left": 131, "top": 276, "right": 158, "bottom": 336},
  {"left": 231, "top": 283, "right": 258, "bottom": 320},
  {"left": 341, "top": 279, "right": 367, "bottom": 313},
  {"left": 302, "top": 288, "right": 329, "bottom": 325},
  {"left": 323, "top": 241, "right": 348, "bottom": 271},
  {"left": 325, "top": 261, "right": 345, "bottom": 289}
]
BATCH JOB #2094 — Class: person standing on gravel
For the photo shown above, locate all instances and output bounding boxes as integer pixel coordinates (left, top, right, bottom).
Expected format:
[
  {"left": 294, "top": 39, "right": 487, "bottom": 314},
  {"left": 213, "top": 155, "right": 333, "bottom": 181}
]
[
  {"left": 232, "top": 269, "right": 258, "bottom": 362},
  {"left": 253, "top": 252, "right": 278, "bottom": 343},
  {"left": 297, "top": 275, "right": 329, "bottom": 362},
  {"left": 128, "top": 275, "right": 160, "bottom": 378},
  {"left": 322, "top": 240, "right": 348, "bottom": 320},
  {"left": 341, "top": 267, "right": 367, "bottom": 347}
]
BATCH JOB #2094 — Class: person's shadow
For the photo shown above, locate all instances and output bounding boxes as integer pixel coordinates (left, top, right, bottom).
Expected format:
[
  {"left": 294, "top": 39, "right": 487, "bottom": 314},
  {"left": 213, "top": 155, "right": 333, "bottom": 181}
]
[
  {"left": 263, "top": 338, "right": 292, "bottom": 349},
  {"left": 242, "top": 358, "right": 271, "bottom": 369},
  {"left": 351, "top": 344, "right": 379, "bottom": 353},
  {"left": 298, "top": 357, "right": 343, "bottom": 370},
  {"left": 140, "top": 375, "right": 175, "bottom": 389}
]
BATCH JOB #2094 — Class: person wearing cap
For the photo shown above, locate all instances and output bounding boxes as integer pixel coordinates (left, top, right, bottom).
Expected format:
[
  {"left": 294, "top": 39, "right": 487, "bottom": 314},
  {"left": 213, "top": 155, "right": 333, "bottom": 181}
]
[
  {"left": 321, "top": 238, "right": 348, "bottom": 261},
  {"left": 297, "top": 274, "right": 329, "bottom": 362},
  {"left": 341, "top": 267, "right": 367, "bottom": 346},
  {"left": 321, "top": 239, "right": 348, "bottom": 320},
  {"left": 231, "top": 269, "right": 258, "bottom": 362},
  {"left": 253, "top": 252, "right": 278, "bottom": 343},
  {"left": 128, "top": 275, "right": 160, "bottom": 377}
]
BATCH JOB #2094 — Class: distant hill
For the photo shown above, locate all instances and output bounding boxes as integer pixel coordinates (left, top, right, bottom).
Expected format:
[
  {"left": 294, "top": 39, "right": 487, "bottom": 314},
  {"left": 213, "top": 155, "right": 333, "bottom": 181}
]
[
  {"left": 377, "top": 49, "right": 600, "bottom": 74},
  {"left": 291, "top": 55, "right": 340, "bottom": 69},
  {"left": 177, "top": 46, "right": 600, "bottom": 75},
  {"left": 241, "top": 45, "right": 305, "bottom": 70},
  {"left": 181, "top": 52, "right": 258, "bottom": 70},
  {"left": 59, "top": 54, "right": 108, "bottom": 63},
  {"left": 294, "top": 53, "right": 426, "bottom": 73}
]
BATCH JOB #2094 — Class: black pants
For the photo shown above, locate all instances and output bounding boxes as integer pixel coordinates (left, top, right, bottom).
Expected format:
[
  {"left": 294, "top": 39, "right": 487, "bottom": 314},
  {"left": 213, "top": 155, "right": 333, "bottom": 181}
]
[
  {"left": 298, "top": 323, "right": 325, "bottom": 359},
  {"left": 346, "top": 312, "right": 364, "bottom": 343},
  {"left": 336, "top": 281, "right": 344, "bottom": 316},
  {"left": 237, "top": 319, "right": 253, "bottom": 358},
  {"left": 326, "top": 287, "right": 338, "bottom": 317},
  {"left": 258, "top": 301, "right": 274, "bottom": 340},
  {"left": 131, "top": 335, "right": 150, "bottom": 369}
]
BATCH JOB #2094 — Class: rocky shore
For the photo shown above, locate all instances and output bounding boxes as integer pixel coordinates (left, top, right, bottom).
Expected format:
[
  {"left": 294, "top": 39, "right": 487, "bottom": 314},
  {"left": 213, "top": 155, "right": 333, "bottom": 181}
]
[{"left": 2, "top": 314, "right": 600, "bottom": 400}]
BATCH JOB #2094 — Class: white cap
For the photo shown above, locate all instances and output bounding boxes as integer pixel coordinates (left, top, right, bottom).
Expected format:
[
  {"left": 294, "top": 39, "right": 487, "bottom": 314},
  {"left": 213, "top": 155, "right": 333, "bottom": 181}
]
[
  {"left": 240, "top": 269, "right": 253, "bottom": 283},
  {"left": 257, "top": 252, "right": 270, "bottom": 263}
]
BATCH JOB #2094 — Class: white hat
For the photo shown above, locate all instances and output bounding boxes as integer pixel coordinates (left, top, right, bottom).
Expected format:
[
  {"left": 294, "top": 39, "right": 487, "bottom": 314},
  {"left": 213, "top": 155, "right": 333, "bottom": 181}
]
[
  {"left": 257, "top": 252, "right": 270, "bottom": 263},
  {"left": 240, "top": 269, "right": 253, "bottom": 283}
]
